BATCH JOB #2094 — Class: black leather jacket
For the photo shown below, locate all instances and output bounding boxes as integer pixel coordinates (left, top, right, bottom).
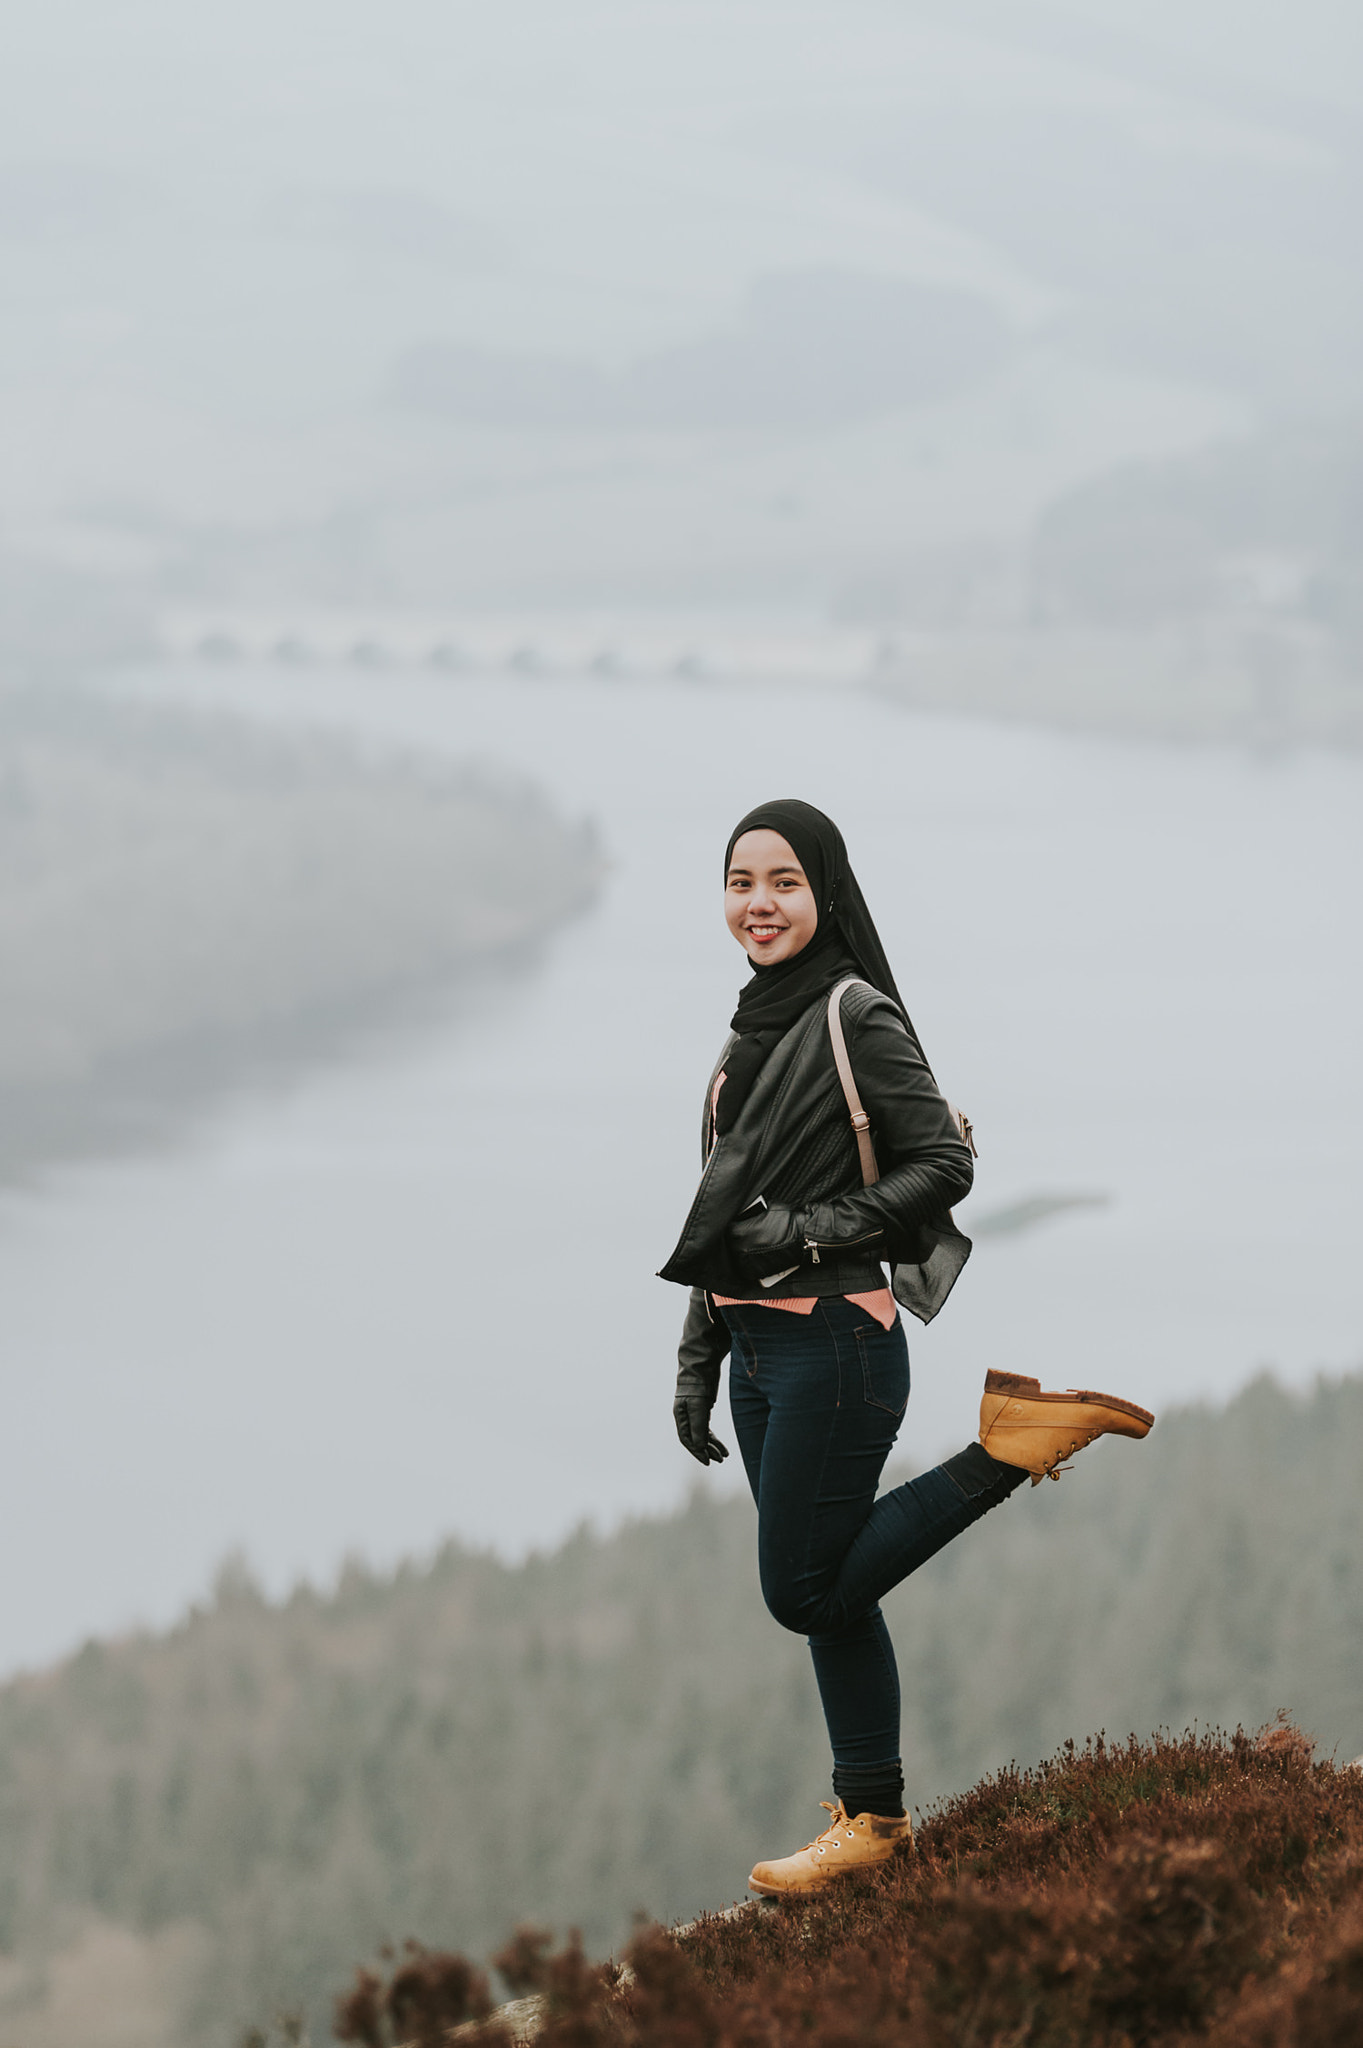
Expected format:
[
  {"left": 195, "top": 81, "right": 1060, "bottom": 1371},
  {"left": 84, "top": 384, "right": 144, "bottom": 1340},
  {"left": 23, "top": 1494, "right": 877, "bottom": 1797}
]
[{"left": 660, "top": 981, "right": 975, "bottom": 1383}]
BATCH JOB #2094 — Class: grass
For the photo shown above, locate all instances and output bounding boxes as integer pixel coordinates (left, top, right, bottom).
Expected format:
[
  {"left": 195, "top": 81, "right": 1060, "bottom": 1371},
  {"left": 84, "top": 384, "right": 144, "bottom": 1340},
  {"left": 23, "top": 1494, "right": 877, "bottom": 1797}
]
[{"left": 329, "top": 1720, "right": 1363, "bottom": 2045}]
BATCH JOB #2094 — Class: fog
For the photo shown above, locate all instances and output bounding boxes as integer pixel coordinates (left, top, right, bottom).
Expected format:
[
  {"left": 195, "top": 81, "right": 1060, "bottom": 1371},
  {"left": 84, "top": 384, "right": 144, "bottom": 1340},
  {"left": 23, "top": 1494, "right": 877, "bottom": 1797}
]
[
  {"left": 0, "top": 0, "right": 1360, "bottom": 1793},
  {"left": 2, "top": 0, "right": 1358, "bottom": 620},
  {"left": 4, "top": 655, "right": 1349, "bottom": 1665},
  {"left": 4, "top": 4, "right": 1363, "bottom": 2038}
]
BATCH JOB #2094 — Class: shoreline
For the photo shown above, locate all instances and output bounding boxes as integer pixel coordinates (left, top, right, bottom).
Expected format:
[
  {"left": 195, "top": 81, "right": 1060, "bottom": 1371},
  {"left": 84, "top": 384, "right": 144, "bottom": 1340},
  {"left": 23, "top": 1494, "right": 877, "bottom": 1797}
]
[
  {"left": 0, "top": 682, "right": 603, "bottom": 1187},
  {"left": 0, "top": 932, "right": 571, "bottom": 1192}
]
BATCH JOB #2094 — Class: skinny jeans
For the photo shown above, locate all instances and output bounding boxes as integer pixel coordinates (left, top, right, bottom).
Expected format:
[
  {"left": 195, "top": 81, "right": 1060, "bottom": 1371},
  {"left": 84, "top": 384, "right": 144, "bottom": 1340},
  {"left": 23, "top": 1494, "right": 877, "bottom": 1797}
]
[{"left": 722, "top": 1297, "right": 1023, "bottom": 1777}]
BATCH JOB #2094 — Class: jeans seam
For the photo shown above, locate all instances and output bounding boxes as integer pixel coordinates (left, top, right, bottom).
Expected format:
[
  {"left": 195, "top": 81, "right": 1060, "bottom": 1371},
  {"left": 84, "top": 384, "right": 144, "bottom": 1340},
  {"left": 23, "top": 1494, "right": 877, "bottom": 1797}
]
[{"left": 789, "top": 1304, "right": 850, "bottom": 1636}]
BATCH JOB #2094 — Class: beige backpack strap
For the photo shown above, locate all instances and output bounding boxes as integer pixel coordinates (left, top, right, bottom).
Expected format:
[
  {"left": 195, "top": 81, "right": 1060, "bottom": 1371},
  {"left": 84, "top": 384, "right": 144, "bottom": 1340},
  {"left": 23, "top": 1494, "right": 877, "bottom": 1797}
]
[
  {"left": 826, "top": 978, "right": 879, "bottom": 1188},
  {"left": 951, "top": 1105, "right": 978, "bottom": 1159},
  {"left": 828, "top": 980, "right": 979, "bottom": 1179}
]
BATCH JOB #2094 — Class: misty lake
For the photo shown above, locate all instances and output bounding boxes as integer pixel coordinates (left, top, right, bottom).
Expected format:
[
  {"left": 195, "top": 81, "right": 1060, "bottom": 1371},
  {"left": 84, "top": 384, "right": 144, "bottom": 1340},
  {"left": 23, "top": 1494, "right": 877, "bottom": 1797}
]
[{"left": 2, "top": 664, "right": 1360, "bottom": 1673}]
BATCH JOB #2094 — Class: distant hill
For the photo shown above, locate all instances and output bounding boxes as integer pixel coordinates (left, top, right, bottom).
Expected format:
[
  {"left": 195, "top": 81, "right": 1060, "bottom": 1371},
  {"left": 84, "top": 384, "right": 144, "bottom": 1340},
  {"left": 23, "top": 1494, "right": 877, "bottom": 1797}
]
[
  {"left": 1031, "top": 428, "right": 1363, "bottom": 638},
  {"left": 0, "top": 1368, "right": 1359, "bottom": 2045},
  {"left": 865, "top": 429, "right": 1363, "bottom": 749},
  {"left": 0, "top": 685, "right": 601, "bottom": 1178}
]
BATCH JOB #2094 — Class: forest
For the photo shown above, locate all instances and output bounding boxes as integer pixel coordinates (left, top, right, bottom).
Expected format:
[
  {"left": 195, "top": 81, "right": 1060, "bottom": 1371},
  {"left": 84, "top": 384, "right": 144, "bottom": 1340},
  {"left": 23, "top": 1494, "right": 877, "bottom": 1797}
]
[{"left": 0, "top": 1367, "right": 1358, "bottom": 2045}]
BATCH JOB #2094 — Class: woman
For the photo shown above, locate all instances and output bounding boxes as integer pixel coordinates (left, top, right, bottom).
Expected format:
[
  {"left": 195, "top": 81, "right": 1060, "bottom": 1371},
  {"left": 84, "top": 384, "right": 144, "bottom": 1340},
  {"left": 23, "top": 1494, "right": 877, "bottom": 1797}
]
[{"left": 659, "top": 798, "right": 1153, "bottom": 1900}]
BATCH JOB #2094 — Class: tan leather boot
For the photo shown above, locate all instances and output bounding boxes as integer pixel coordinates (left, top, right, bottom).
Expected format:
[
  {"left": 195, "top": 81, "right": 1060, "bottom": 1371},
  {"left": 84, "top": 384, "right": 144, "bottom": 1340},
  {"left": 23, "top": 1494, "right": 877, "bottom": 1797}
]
[
  {"left": 748, "top": 1799, "right": 912, "bottom": 1899},
  {"left": 979, "top": 1369, "right": 1154, "bottom": 1484}
]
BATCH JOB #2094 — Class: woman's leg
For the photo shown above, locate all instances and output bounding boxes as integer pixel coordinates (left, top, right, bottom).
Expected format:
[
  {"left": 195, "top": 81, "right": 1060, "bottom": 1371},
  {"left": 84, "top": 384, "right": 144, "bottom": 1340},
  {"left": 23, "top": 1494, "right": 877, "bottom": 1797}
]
[
  {"left": 725, "top": 1300, "right": 1024, "bottom": 1807},
  {"left": 733, "top": 1300, "right": 1024, "bottom": 1633},
  {"left": 729, "top": 1303, "right": 906, "bottom": 1796},
  {"left": 729, "top": 1309, "right": 902, "bottom": 1814}
]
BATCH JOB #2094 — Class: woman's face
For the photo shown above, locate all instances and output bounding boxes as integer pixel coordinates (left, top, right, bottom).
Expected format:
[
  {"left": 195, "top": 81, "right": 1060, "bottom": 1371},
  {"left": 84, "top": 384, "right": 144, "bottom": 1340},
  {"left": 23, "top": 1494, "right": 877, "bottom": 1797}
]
[{"left": 725, "top": 829, "right": 819, "bottom": 967}]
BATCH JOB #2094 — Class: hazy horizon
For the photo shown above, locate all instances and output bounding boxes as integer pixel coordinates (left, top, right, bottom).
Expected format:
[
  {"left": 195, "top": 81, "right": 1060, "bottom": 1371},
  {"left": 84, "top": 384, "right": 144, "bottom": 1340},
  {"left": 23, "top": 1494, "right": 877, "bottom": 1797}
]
[{"left": 3, "top": 0, "right": 1359, "bottom": 619}]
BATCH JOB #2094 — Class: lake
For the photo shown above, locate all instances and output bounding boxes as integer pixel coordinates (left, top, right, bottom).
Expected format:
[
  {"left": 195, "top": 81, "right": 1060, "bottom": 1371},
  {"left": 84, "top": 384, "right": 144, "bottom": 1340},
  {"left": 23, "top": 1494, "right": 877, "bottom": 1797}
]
[{"left": 2, "top": 662, "right": 1359, "bottom": 1673}]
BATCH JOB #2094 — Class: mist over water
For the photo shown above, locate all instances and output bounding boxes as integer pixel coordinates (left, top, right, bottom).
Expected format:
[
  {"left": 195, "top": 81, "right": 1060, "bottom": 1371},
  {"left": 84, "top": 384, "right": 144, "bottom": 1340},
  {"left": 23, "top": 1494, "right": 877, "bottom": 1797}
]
[
  {"left": 0, "top": 660, "right": 1358, "bottom": 1676},
  {"left": 0, "top": 0, "right": 1360, "bottom": 1695}
]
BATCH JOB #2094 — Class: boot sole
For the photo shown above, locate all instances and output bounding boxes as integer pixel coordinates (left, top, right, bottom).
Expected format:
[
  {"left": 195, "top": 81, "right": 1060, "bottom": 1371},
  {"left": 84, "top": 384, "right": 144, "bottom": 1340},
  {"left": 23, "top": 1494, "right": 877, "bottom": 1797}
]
[
  {"left": 983, "top": 1369, "right": 1154, "bottom": 1431},
  {"left": 747, "top": 1868, "right": 886, "bottom": 1900}
]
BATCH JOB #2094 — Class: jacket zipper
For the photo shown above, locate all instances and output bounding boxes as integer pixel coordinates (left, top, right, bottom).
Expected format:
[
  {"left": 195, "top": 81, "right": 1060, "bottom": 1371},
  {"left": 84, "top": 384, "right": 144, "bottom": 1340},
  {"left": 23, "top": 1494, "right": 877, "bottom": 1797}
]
[{"left": 804, "top": 1229, "right": 882, "bottom": 1265}]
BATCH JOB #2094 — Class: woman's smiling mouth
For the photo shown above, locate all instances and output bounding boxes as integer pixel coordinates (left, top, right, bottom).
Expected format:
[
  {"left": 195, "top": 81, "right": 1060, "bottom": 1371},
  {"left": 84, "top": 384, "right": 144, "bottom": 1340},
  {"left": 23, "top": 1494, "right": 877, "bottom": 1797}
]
[{"left": 747, "top": 924, "right": 787, "bottom": 944}]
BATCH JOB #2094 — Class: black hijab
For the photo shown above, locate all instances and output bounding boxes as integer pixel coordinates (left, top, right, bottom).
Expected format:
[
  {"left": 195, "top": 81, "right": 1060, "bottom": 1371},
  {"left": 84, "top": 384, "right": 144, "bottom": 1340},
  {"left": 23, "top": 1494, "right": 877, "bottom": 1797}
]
[{"left": 715, "top": 798, "right": 915, "bottom": 1134}]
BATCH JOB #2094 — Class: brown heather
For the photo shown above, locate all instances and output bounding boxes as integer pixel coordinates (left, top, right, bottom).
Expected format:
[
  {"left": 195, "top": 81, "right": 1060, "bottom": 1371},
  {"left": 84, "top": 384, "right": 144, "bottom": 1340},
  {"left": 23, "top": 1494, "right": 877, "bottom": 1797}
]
[{"left": 334, "top": 1722, "right": 1363, "bottom": 2047}]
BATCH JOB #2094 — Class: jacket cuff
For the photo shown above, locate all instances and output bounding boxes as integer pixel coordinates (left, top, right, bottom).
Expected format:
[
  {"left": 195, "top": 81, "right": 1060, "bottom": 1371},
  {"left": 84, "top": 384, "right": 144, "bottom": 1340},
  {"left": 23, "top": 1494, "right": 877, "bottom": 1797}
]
[{"left": 678, "top": 1287, "right": 731, "bottom": 1384}]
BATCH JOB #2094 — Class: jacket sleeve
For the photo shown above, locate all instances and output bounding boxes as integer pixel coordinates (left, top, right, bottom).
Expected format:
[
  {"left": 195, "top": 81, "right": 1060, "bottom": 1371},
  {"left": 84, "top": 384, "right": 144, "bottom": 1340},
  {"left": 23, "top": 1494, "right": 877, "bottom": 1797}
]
[
  {"left": 828, "top": 997, "right": 973, "bottom": 1241},
  {"left": 677, "top": 1286, "right": 731, "bottom": 1393}
]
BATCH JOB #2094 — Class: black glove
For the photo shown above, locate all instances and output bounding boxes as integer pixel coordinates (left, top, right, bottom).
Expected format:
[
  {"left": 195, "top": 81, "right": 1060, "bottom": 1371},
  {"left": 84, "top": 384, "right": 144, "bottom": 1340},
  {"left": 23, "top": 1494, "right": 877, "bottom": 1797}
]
[
  {"left": 673, "top": 1361, "right": 729, "bottom": 1467},
  {"left": 728, "top": 1199, "right": 887, "bottom": 1280}
]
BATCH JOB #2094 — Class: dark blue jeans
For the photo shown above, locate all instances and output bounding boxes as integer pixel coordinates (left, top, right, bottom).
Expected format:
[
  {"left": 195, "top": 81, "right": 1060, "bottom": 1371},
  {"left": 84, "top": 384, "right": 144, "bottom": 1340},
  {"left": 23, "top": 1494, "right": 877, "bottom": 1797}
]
[{"left": 724, "top": 1298, "right": 1022, "bottom": 1779}]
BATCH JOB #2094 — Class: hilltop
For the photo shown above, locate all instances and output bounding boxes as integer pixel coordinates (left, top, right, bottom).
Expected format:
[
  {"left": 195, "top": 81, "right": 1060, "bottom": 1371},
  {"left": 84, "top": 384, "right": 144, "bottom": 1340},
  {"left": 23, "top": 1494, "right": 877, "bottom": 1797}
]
[{"left": 333, "top": 1723, "right": 1363, "bottom": 2046}]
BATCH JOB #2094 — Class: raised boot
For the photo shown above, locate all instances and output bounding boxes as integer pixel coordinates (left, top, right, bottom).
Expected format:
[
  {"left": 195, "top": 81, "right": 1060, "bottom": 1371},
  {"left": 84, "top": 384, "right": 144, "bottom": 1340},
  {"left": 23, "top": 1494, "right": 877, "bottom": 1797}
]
[
  {"left": 748, "top": 1800, "right": 912, "bottom": 1899},
  {"left": 979, "top": 1369, "right": 1154, "bottom": 1484}
]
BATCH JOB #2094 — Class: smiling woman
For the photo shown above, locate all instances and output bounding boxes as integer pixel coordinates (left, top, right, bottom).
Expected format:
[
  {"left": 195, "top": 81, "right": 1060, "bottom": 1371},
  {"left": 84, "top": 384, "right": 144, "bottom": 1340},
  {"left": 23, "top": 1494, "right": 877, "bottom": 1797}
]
[
  {"left": 725, "top": 829, "right": 819, "bottom": 964},
  {"left": 660, "top": 796, "right": 1155, "bottom": 1901}
]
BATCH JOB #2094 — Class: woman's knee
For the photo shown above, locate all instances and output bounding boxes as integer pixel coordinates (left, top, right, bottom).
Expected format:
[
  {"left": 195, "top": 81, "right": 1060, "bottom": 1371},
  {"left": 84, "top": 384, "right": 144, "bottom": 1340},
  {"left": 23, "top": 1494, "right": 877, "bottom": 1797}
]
[{"left": 759, "top": 1570, "right": 833, "bottom": 1636}]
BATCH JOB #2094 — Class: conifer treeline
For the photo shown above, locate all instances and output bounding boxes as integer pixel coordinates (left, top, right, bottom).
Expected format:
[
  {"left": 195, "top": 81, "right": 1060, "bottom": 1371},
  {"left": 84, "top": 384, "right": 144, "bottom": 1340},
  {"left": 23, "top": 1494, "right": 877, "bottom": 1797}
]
[{"left": 0, "top": 1370, "right": 1358, "bottom": 2044}]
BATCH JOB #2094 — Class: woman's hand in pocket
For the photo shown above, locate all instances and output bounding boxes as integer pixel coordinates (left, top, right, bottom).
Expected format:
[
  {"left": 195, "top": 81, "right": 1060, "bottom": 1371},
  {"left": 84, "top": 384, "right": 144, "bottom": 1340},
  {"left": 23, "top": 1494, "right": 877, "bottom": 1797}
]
[
  {"left": 800, "top": 1199, "right": 886, "bottom": 1260},
  {"left": 728, "top": 1202, "right": 803, "bottom": 1280}
]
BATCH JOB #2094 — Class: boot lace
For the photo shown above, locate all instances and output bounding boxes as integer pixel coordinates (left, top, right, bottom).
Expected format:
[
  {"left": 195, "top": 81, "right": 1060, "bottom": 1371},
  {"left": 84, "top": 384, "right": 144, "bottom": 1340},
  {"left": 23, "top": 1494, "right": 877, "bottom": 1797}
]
[
  {"left": 1042, "top": 1425, "right": 1101, "bottom": 1480},
  {"left": 797, "top": 1802, "right": 857, "bottom": 1858}
]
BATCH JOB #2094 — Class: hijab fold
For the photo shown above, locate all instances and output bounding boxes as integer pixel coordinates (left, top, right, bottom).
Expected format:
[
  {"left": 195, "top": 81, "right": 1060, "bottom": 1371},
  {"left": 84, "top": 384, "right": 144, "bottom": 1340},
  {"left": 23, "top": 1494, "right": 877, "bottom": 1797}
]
[{"left": 715, "top": 799, "right": 921, "bottom": 1135}]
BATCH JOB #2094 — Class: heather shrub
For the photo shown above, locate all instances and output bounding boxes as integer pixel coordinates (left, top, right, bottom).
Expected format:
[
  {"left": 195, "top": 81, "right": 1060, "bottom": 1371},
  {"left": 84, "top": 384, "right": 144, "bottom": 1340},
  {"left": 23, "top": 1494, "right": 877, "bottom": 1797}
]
[
  {"left": 334, "top": 1941, "right": 492, "bottom": 2045},
  {"left": 1213, "top": 1893, "right": 1363, "bottom": 2046},
  {"left": 338, "top": 1724, "right": 1363, "bottom": 2046}
]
